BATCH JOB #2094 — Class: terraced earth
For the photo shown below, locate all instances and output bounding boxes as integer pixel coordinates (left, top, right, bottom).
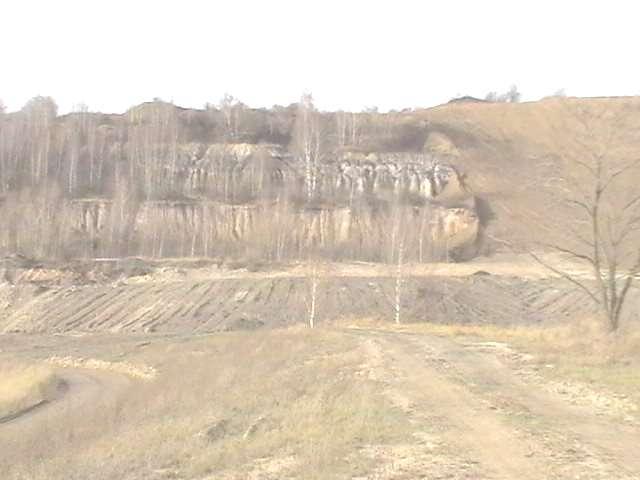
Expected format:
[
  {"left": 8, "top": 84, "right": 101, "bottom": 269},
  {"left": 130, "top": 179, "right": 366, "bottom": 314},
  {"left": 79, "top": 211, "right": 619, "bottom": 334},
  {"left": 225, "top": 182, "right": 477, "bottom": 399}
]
[{"left": 0, "top": 255, "right": 613, "bottom": 334}]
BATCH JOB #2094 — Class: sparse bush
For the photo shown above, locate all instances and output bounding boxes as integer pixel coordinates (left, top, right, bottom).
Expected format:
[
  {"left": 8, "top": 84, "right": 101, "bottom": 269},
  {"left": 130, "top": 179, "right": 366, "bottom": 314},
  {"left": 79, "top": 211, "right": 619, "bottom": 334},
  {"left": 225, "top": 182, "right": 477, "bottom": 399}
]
[{"left": 485, "top": 84, "right": 521, "bottom": 103}]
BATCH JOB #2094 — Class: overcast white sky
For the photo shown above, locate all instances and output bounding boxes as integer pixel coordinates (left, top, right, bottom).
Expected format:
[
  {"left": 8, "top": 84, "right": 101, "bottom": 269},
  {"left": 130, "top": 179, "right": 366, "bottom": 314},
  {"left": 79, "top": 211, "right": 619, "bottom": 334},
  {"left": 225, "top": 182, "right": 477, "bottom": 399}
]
[{"left": 1, "top": 0, "right": 639, "bottom": 114}]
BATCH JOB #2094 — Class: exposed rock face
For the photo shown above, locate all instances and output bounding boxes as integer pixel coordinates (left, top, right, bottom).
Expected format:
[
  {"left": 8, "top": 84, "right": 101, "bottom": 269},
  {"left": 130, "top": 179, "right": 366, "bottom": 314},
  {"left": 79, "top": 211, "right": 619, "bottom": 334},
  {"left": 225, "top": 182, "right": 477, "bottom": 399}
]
[
  {"left": 334, "top": 155, "right": 461, "bottom": 199},
  {"left": 50, "top": 141, "right": 480, "bottom": 261},
  {"left": 171, "top": 143, "right": 472, "bottom": 206},
  {"left": 54, "top": 197, "right": 478, "bottom": 262},
  {"left": 0, "top": 111, "right": 480, "bottom": 261},
  {"left": 431, "top": 207, "right": 480, "bottom": 261}
]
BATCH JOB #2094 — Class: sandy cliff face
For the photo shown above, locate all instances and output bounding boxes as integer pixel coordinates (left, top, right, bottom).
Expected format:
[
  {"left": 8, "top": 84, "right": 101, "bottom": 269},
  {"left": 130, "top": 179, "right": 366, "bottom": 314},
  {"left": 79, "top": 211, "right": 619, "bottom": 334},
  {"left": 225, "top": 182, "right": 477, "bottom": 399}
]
[
  {"left": 0, "top": 130, "right": 480, "bottom": 261},
  {"left": 54, "top": 177, "right": 479, "bottom": 262}
]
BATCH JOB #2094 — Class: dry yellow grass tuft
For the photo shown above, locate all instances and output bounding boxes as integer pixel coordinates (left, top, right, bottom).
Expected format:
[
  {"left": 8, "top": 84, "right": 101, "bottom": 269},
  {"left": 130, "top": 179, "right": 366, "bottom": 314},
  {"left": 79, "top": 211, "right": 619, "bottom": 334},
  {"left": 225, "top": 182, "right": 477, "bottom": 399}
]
[
  {"left": 46, "top": 355, "right": 157, "bottom": 381},
  {"left": 0, "top": 361, "right": 60, "bottom": 420}
]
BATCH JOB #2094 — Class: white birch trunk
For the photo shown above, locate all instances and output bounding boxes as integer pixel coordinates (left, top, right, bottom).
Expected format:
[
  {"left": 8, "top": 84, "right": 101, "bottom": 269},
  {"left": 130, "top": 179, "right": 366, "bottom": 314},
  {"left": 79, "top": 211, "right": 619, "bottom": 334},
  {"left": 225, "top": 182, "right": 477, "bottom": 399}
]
[
  {"left": 309, "top": 264, "right": 318, "bottom": 329},
  {"left": 394, "top": 240, "right": 404, "bottom": 325}
]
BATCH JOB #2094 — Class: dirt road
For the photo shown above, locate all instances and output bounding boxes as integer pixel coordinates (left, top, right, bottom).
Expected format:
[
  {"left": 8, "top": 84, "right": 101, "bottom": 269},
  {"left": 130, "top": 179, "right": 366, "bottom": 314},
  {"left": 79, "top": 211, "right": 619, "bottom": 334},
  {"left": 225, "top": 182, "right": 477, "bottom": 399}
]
[{"left": 348, "top": 327, "right": 640, "bottom": 480}]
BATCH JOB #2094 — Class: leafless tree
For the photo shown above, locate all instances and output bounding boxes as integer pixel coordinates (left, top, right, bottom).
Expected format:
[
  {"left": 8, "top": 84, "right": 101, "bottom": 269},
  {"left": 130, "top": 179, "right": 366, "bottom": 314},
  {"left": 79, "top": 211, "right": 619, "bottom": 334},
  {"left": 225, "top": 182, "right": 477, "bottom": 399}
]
[
  {"left": 127, "top": 100, "right": 181, "bottom": 200},
  {"left": 293, "top": 93, "right": 323, "bottom": 201},
  {"left": 349, "top": 112, "right": 360, "bottom": 146},
  {"left": 335, "top": 110, "right": 348, "bottom": 147},
  {"left": 531, "top": 105, "right": 640, "bottom": 331},
  {"left": 390, "top": 199, "right": 409, "bottom": 324},
  {"left": 307, "top": 261, "right": 319, "bottom": 329},
  {"left": 219, "top": 93, "right": 246, "bottom": 140},
  {"left": 505, "top": 85, "right": 521, "bottom": 103},
  {"left": 22, "top": 96, "right": 57, "bottom": 186},
  {"left": 394, "top": 238, "right": 405, "bottom": 325},
  {"left": 485, "top": 85, "right": 521, "bottom": 103}
]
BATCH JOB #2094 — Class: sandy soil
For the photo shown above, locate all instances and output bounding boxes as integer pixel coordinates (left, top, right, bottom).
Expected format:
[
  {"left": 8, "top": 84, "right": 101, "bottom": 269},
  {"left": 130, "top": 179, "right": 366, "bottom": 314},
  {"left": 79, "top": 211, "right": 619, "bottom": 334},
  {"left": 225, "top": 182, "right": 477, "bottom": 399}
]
[
  {"left": 348, "top": 327, "right": 640, "bottom": 479},
  {"left": 1, "top": 253, "right": 621, "bottom": 334}
]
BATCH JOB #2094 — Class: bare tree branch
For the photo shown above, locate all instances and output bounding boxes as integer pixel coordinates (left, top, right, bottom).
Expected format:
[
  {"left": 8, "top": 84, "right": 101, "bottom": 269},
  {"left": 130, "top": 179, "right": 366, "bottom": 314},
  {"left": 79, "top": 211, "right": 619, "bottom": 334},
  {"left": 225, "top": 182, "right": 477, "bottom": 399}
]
[
  {"left": 540, "top": 242, "right": 595, "bottom": 266},
  {"left": 601, "top": 158, "right": 640, "bottom": 192},
  {"left": 612, "top": 250, "right": 640, "bottom": 328},
  {"left": 528, "top": 251, "right": 600, "bottom": 305}
]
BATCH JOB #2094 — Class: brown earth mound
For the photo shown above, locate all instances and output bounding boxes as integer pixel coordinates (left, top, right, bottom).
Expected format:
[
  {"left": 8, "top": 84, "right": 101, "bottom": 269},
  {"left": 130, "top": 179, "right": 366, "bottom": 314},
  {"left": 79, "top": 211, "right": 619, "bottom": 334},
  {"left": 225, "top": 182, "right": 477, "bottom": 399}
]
[{"left": 0, "top": 261, "right": 607, "bottom": 334}]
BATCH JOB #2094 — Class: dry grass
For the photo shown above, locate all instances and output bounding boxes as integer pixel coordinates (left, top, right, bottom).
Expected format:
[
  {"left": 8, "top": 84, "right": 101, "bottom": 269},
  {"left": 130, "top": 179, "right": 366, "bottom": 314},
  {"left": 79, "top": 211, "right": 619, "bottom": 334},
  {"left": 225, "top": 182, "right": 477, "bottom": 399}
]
[
  {"left": 3, "top": 328, "right": 413, "bottom": 480},
  {"left": 46, "top": 355, "right": 157, "bottom": 380},
  {"left": 7, "top": 314, "right": 639, "bottom": 479},
  {"left": 405, "top": 315, "right": 640, "bottom": 360},
  {"left": 0, "top": 360, "right": 59, "bottom": 420},
  {"left": 398, "top": 316, "right": 640, "bottom": 405}
]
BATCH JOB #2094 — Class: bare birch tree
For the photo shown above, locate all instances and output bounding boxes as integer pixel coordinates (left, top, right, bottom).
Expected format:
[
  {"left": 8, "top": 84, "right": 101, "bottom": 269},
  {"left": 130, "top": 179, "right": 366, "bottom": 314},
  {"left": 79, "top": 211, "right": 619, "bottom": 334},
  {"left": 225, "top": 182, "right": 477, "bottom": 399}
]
[
  {"left": 394, "top": 237, "right": 405, "bottom": 324},
  {"left": 350, "top": 112, "right": 360, "bottom": 146},
  {"left": 335, "top": 110, "right": 348, "bottom": 147},
  {"left": 531, "top": 105, "right": 640, "bottom": 331},
  {"left": 391, "top": 199, "right": 407, "bottom": 324},
  {"left": 219, "top": 93, "right": 243, "bottom": 140},
  {"left": 293, "top": 93, "right": 323, "bottom": 201},
  {"left": 22, "top": 96, "right": 57, "bottom": 186},
  {"left": 307, "top": 261, "right": 319, "bottom": 328}
]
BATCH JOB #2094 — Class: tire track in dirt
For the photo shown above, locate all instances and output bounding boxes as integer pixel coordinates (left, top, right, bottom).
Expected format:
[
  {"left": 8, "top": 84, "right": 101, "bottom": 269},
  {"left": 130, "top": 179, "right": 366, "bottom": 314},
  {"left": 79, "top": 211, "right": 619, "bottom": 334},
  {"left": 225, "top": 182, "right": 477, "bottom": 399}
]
[
  {"left": 85, "top": 284, "right": 148, "bottom": 330},
  {"left": 107, "top": 286, "right": 164, "bottom": 332},
  {"left": 138, "top": 282, "right": 201, "bottom": 332},
  {"left": 160, "top": 281, "right": 204, "bottom": 322},
  {"left": 354, "top": 330, "right": 541, "bottom": 479},
  {"left": 17, "top": 287, "right": 94, "bottom": 332},
  {"left": 54, "top": 289, "right": 106, "bottom": 331},
  {"left": 27, "top": 288, "right": 81, "bottom": 328},
  {"left": 348, "top": 328, "right": 640, "bottom": 479},
  {"left": 99, "top": 284, "right": 162, "bottom": 331},
  {"left": 84, "top": 287, "right": 128, "bottom": 329},
  {"left": 217, "top": 279, "right": 266, "bottom": 325},
  {"left": 196, "top": 280, "right": 243, "bottom": 331},
  {"left": 61, "top": 289, "right": 118, "bottom": 331},
  {"left": 176, "top": 282, "right": 212, "bottom": 320},
  {"left": 191, "top": 281, "right": 227, "bottom": 330}
]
